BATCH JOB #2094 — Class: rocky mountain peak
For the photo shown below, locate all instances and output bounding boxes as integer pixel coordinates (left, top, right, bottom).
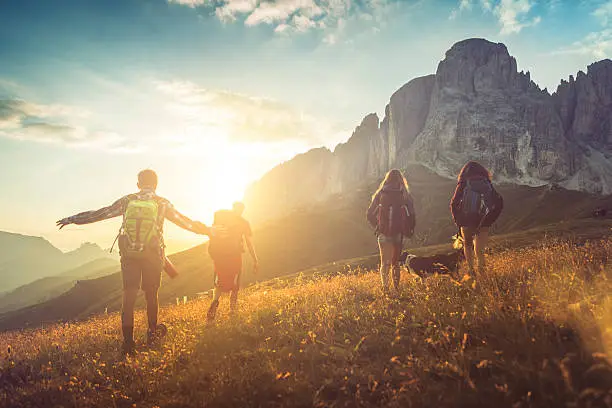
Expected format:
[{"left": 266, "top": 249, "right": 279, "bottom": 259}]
[
  {"left": 245, "top": 38, "right": 612, "bottom": 223},
  {"left": 587, "top": 59, "right": 612, "bottom": 76},
  {"left": 436, "top": 38, "right": 535, "bottom": 95},
  {"left": 444, "top": 38, "right": 509, "bottom": 64}
]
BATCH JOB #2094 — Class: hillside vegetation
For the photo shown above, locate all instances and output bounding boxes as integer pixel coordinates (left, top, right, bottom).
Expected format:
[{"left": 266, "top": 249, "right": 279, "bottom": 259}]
[{"left": 2, "top": 238, "right": 612, "bottom": 407}]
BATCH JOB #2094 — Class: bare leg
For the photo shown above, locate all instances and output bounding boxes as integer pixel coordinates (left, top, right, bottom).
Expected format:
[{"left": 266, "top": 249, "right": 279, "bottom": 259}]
[
  {"left": 229, "top": 289, "right": 238, "bottom": 314},
  {"left": 207, "top": 288, "right": 222, "bottom": 323},
  {"left": 391, "top": 242, "right": 402, "bottom": 291},
  {"left": 461, "top": 227, "right": 475, "bottom": 274},
  {"left": 474, "top": 227, "right": 489, "bottom": 275},
  {"left": 379, "top": 240, "right": 393, "bottom": 292}
]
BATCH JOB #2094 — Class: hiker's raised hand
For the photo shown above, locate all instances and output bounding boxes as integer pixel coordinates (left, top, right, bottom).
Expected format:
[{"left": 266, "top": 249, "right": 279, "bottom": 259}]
[
  {"left": 56, "top": 218, "right": 72, "bottom": 230},
  {"left": 193, "top": 221, "right": 209, "bottom": 235}
]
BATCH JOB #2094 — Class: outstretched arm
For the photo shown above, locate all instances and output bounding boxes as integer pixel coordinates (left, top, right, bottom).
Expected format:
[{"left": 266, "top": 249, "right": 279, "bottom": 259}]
[
  {"left": 56, "top": 197, "right": 126, "bottom": 229},
  {"left": 165, "top": 204, "right": 211, "bottom": 235}
]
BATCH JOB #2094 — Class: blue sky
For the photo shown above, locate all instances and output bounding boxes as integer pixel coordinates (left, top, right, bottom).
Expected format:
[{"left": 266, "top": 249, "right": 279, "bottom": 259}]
[{"left": 0, "top": 0, "right": 610, "bottom": 252}]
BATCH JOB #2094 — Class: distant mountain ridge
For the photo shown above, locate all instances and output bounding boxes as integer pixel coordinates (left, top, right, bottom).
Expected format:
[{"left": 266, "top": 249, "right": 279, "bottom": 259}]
[
  {"left": 245, "top": 38, "right": 612, "bottom": 224},
  {"left": 0, "top": 231, "right": 117, "bottom": 292},
  {"left": 0, "top": 258, "right": 119, "bottom": 314}
]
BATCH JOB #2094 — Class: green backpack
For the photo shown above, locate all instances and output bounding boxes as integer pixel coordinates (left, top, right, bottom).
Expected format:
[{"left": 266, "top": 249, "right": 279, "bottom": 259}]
[{"left": 120, "top": 199, "right": 161, "bottom": 259}]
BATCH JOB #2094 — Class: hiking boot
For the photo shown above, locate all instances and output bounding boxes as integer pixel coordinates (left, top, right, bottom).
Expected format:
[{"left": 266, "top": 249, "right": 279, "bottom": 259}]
[
  {"left": 207, "top": 299, "right": 219, "bottom": 324},
  {"left": 146, "top": 329, "right": 159, "bottom": 346},
  {"left": 121, "top": 340, "right": 136, "bottom": 357},
  {"left": 229, "top": 300, "right": 238, "bottom": 317},
  {"left": 147, "top": 323, "right": 168, "bottom": 346}
]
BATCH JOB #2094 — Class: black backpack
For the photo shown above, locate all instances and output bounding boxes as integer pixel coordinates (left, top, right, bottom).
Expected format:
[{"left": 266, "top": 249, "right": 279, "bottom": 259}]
[
  {"left": 374, "top": 189, "right": 413, "bottom": 237},
  {"left": 207, "top": 210, "right": 242, "bottom": 259},
  {"left": 460, "top": 178, "right": 497, "bottom": 221}
]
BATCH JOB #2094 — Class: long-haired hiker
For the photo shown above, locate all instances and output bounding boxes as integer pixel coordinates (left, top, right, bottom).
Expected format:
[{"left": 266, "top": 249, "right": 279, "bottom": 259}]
[
  {"left": 367, "top": 169, "right": 416, "bottom": 293},
  {"left": 450, "top": 161, "right": 503, "bottom": 276}
]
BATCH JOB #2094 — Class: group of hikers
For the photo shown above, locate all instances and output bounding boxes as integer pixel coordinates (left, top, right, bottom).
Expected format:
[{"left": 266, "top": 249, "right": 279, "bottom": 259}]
[
  {"left": 56, "top": 170, "right": 259, "bottom": 356},
  {"left": 367, "top": 161, "right": 503, "bottom": 293},
  {"left": 56, "top": 160, "right": 502, "bottom": 356}
]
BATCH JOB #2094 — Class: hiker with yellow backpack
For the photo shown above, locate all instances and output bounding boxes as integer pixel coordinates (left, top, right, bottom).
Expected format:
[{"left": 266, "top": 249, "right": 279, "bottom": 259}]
[{"left": 56, "top": 169, "right": 211, "bottom": 356}]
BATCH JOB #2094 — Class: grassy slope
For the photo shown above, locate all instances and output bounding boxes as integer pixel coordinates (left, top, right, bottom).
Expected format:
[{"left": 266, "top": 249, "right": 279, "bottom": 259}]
[
  {"left": 2, "top": 165, "right": 612, "bottom": 330},
  {"left": 2, "top": 238, "right": 612, "bottom": 407}
]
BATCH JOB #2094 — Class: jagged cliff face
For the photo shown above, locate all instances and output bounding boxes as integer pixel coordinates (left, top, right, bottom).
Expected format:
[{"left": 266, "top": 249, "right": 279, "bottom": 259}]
[
  {"left": 412, "top": 39, "right": 573, "bottom": 185},
  {"left": 245, "top": 38, "right": 612, "bottom": 222}
]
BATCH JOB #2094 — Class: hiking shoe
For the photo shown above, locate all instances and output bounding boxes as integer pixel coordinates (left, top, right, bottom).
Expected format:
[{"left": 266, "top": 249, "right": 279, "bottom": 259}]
[
  {"left": 147, "top": 323, "right": 168, "bottom": 346},
  {"left": 121, "top": 340, "right": 136, "bottom": 357},
  {"left": 207, "top": 300, "right": 219, "bottom": 324}
]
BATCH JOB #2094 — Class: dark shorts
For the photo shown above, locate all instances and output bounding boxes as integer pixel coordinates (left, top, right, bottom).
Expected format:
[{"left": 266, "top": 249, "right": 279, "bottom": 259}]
[
  {"left": 121, "top": 255, "right": 163, "bottom": 291},
  {"left": 213, "top": 254, "right": 243, "bottom": 292}
]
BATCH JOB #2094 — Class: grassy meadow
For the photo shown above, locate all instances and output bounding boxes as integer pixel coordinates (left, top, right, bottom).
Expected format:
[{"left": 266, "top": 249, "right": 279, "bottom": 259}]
[{"left": 2, "top": 238, "right": 612, "bottom": 407}]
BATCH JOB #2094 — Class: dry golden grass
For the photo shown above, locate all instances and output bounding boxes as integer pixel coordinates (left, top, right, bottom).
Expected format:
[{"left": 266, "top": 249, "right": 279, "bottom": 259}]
[{"left": 2, "top": 239, "right": 612, "bottom": 407}]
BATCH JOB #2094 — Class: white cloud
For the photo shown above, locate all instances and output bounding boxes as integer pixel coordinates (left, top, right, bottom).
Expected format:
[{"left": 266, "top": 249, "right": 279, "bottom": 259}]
[
  {"left": 170, "top": 0, "right": 397, "bottom": 39},
  {"left": 0, "top": 98, "right": 129, "bottom": 151},
  {"left": 551, "top": 1, "right": 612, "bottom": 59},
  {"left": 480, "top": 0, "right": 493, "bottom": 11},
  {"left": 593, "top": 1, "right": 612, "bottom": 26},
  {"left": 216, "top": 0, "right": 257, "bottom": 22},
  {"left": 494, "top": 0, "right": 540, "bottom": 34},
  {"left": 449, "top": 0, "right": 540, "bottom": 34},
  {"left": 154, "top": 80, "right": 346, "bottom": 145},
  {"left": 552, "top": 29, "right": 612, "bottom": 59}
]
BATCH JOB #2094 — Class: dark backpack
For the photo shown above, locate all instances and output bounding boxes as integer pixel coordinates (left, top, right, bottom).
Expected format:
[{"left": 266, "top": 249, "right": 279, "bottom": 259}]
[
  {"left": 460, "top": 178, "right": 497, "bottom": 222},
  {"left": 208, "top": 210, "right": 243, "bottom": 259},
  {"left": 375, "top": 189, "right": 413, "bottom": 236}
]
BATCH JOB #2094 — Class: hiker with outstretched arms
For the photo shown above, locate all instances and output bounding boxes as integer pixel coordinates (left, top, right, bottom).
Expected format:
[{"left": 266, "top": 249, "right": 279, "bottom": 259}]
[
  {"left": 56, "top": 169, "right": 211, "bottom": 356},
  {"left": 367, "top": 169, "right": 416, "bottom": 294},
  {"left": 450, "top": 161, "right": 503, "bottom": 276},
  {"left": 206, "top": 201, "right": 259, "bottom": 323}
]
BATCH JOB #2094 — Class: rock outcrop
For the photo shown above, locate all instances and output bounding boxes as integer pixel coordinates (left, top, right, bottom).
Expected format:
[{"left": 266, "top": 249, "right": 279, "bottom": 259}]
[
  {"left": 412, "top": 38, "right": 572, "bottom": 185},
  {"left": 554, "top": 60, "right": 612, "bottom": 147},
  {"left": 245, "top": 38, "right": 612, "bottom": 221}
]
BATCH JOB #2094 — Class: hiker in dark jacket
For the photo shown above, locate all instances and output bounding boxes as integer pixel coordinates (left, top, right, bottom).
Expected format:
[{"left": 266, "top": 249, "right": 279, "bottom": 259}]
[
  {"left": 56, "top": 169, "right": 211, "bottom": 356},
  {"left": 450, "top": 161, "right": 503, "bottom": 275},
  {"left": 367, "top": 169, "right": 416, "bottom": 293},
  {"left": 206, "top": 201, "right": 259, "bottom": 323}
]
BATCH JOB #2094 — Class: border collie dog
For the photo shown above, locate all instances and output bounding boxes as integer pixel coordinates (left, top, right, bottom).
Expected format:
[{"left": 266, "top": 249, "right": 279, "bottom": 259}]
[{"left": 399, "top": 234, "right": 464, "bottom": 277}]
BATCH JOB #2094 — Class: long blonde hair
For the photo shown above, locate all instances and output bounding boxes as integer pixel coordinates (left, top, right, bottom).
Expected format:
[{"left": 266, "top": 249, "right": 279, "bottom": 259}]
[{"left": 371, "top": 169, "right": 410, "bottom": 202}]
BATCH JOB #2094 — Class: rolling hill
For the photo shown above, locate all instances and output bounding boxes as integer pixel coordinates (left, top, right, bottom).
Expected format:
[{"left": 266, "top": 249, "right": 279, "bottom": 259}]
[{"left": 0, "top": 257, "right": 119, "bottom": 314}]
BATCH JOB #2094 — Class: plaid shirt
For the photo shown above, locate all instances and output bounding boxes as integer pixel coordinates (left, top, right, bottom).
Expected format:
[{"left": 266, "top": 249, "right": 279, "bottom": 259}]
[{"left": 65, "top": 189, "right": 207, "bottom": 237}]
